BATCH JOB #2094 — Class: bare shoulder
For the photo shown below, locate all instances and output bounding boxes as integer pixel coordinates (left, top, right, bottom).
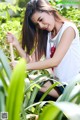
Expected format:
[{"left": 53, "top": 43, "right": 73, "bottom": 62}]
[
  {"left": 62, "top": 26, "right": 76, "bottom": 39},
  {"left": 57, "top": 26, "right": 76, "bottom": 53},
  {"left": 60, "top": 26, "right": 76, "bottom": 43}
]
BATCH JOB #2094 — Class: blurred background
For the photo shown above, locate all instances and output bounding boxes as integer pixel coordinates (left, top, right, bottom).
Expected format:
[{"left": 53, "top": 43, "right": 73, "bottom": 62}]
[{"left": 0, "top": 0, "right": 80, "bottom": 60}]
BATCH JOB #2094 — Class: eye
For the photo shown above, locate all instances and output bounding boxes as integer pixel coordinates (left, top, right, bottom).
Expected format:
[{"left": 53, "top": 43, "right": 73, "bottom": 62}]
[
  {"left": 40, "top": 18, "right": 43, "bottom": 21},
  {"left": 39, "top": 18, "right": 43, "bottom": 22}
]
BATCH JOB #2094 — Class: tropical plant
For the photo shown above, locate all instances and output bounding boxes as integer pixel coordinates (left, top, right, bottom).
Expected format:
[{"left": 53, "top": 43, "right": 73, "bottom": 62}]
[
  {"left": 38, "top": 75, "right": 80, "bottom": 120},
  {"left": 0, "top": 49, "right": 80, "bottom": 120},
  {"left": 0, "top": 49, "right": 58, "bottom": 119}
]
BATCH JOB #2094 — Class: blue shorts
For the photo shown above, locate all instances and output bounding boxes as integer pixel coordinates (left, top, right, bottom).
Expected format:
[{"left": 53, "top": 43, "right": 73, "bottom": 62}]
[{"left": 55, "top": 85, "right": 66, "bottom": 95}]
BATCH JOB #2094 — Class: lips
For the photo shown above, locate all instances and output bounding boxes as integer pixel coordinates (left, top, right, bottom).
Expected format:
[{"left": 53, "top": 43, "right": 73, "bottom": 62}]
[
  {"left": 43, "top": 26, "right": 48, "bottom": 30},
  {"left": 45, "top": 27, "right": 48, "bottom": 30},
  {"left": 42, "top": 27, "right": 47, "bottom": 30}
]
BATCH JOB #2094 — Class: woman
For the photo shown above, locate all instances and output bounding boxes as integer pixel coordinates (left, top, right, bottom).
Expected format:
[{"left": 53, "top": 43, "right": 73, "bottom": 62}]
[{"left": 7, "top": 0, "right": 80, "bottom": 100}]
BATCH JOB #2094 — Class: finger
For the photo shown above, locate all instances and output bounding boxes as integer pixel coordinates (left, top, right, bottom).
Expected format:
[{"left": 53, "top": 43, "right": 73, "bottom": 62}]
[
  {"left": 7, "top": 32, "right": 12, "bottom": 34},
  {"left": 6, "top": 35, "right": 12, "bottom": 41},
  {"left": 7, "top": 33, "right": 13, "bottom": 37},
  {"left": 7, "top": 32, "right": 14, "bottom": 38}
]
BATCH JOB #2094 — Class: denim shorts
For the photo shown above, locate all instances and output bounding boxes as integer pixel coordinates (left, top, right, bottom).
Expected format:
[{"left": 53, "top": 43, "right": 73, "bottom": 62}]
[{"left": 55, "top": 84, "right": 66, "bottom": 95}]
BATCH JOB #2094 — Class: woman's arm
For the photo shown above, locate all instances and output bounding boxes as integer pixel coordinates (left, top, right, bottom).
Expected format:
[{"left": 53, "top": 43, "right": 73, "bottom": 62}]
[
  {"left": 7, "top": 32, "right": 32, "bottom": 62},
  {"left": 7, "top": 32, "right": 43, "bottom": 63},
  {"left": 27, "top": 27, "right": 75, "bottom": 70}
]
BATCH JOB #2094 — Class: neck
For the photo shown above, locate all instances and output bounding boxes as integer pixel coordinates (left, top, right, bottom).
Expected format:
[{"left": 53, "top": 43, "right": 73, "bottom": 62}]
[
  {"left": 51, "top": 21, "right": 64, "bottom": 38},
  {"left": 55, "top": 21, "right": 63, "bottom": 33}
]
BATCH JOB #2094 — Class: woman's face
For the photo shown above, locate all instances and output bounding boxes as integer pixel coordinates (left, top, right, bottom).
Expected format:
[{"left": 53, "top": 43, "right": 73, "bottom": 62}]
[{"left": 31, "top": 11, "right": 55, "bottom": 32}]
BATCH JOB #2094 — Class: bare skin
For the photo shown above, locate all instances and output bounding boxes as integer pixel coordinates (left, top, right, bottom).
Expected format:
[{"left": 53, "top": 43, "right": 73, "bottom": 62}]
[{"left": 7, "top": 32, "right": 33, "bottom": 63}]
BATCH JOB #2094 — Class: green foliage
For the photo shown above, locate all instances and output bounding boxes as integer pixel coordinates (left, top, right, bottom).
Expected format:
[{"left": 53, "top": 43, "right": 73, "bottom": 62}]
[
  {"left": 0, "top": 50, "right": 27, "bottom": 120},
  {"left": 0, "top": 49, "right": 11, "bottom": 112},
  {"left": 6, "top": 59, "right": 26, "bottom": 120},
  {"left": 0, "top": 2, "right": 23, "bottom": 23},
  {"left": 0, "top": 50, "right": 11, "bottom": 97},
  {"left": 49, "top": 0, "right": 80, "bottom": 32},
  {"left": 0, "top": 2, "right": 25, "bottom": 59},
  {"left": 38, "top": 102, "right": 80, "bottom": 120},
  {"left": 59, "top": 7, "right": 80, "bottom": 31},
  {"left": 0, "top": 50, "right": 80, "bottom": 120},
  {"left": 0, "top": 81, "right": 5, "bottom": 112},
  {"left": 39, "top": 104, "right": 60, "bottom": 120},
  {"left": 0, "top": 50, "right": 12, "bottom": 80},
  {"left": 38, "top": 75, "right": 80, "bottom": 120},
  {"left": 17, "top": 0, "right": 30, "bottom": 7}
]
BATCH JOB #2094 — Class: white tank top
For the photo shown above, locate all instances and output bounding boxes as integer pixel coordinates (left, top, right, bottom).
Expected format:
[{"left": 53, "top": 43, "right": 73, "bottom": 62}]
[{"left": 46, "top": 21, "right": 80, "bottom": 84}]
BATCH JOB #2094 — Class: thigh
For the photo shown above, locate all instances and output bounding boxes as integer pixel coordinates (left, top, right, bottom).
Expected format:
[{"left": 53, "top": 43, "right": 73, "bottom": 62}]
[
  {"left": 34, "top": 91, "right": 57, "bottom": 102},
  {"left": 40, "top": 81, "right": 59, "bottom": 98}
]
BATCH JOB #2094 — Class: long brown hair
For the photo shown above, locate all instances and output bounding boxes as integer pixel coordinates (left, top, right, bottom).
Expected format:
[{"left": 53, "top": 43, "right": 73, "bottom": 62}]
[{"left": 22, "top": 0, "right": 65, "bottom": 60}]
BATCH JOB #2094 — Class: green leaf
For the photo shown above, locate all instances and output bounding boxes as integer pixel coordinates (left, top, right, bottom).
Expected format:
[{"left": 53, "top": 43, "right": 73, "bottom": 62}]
[
  {"left": 38, "top": 104, "right": 60, "bottom": 120},
  {"left": 0, "top": 50, "right": 12, "bottom": 80},
  {"left": 27, "top": 86, "right": 40, "bottom": 106},
  {"left": 39, "top": 82, "right": 59, "bottom": 102},
  {"left": 54, "top": 102, "right": 80, "bottom": 120},
  {"left": 0, "top": 69, "right": 9, "bottom": 92},
  {"left": 68, "top": 84, "right": 80, "bottom": 103},
  {"left": 25, "top": 74, "right": 47, "bottom": 92},
  {"left": 57, "top": 75, "right": 80, "bottom": 102},
  {"left": 6, "top": 58, "right": 26, "bottom": 120},
  {"left": 38, "top": 102, "right": 80, "bottom": 120},
  {"left": 0, "top": 81, "right": 5, "bottom": 112},
  {"left": 0, "top": 90, "right": 5, "bottom": 112}
]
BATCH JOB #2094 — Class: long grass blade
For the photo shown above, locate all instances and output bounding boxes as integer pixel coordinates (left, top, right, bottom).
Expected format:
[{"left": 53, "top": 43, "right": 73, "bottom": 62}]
[
  {"left": 57, "top": 75, "right": 80, "bottom": 101},
  {"left": 6, "top": 58, "right": 26, "bottom": 120},
  {"left": 0, "top": 50, "right": 12, "bottom": 80}
]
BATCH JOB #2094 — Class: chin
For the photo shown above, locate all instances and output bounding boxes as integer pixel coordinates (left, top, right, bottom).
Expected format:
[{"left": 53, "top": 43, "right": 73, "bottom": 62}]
[
  {"left": 46, "top": 28, "right": 51, "bottom": 32},
  {"left": 48, "top": 27, "right": 53, "bottom": 32}
]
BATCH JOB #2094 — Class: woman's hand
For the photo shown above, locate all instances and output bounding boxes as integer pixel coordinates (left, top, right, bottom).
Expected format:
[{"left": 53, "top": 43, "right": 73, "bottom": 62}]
[
  {"left": 6, "top": 32, "right": 19, "bottom": 47},
  {"left": 6, "top": 32, "right": 36, "bottom": 64},
  {"left": 9, "top": 60, "right": 18, "bottom": 69}
]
